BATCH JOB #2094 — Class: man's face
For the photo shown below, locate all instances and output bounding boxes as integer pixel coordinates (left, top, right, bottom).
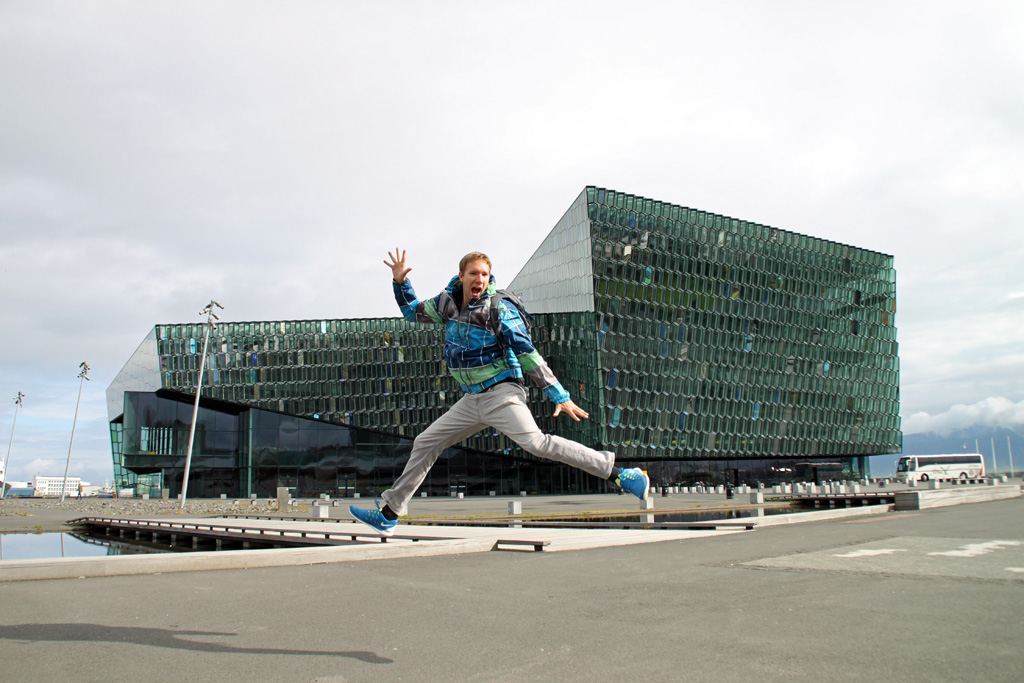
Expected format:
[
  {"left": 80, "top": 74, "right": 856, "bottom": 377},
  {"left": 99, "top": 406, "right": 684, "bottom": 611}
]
[{"left": 459, "top": 258, "right": 490, "bottom": 301}]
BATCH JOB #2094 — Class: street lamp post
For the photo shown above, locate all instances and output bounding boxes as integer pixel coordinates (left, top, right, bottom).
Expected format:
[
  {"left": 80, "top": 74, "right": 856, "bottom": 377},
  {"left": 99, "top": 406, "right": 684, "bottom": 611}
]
[
  {"left": 2, "top": 392, "right": 25, "bottom": 499},
  {"left": 60, "top": 363, "right": 90, "bottom": 504},
  {"left": 1008, "top": 436, "right": 1015, "bottom": 479},
  {"left": 181, "top": 300, "right": 223, "bottom": 510}
]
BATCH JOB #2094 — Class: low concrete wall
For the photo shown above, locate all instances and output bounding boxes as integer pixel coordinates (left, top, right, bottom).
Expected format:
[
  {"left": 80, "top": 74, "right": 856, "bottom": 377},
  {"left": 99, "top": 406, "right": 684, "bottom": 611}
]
[
  {"left": 894, "top": 485, "right": 1021, "bottom": 511},
  {"left": 748, "top": 504, "right": 891, "bottom": 526},
  {"left": 0, "top": 537, "right": 495, "bottom": 582}
]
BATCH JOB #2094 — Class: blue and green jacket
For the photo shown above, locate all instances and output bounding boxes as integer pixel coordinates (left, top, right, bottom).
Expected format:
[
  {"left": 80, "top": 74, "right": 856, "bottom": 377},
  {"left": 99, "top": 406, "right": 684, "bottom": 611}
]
[{"left": 394, "top": 275, "right": 571, "bottom": 404}]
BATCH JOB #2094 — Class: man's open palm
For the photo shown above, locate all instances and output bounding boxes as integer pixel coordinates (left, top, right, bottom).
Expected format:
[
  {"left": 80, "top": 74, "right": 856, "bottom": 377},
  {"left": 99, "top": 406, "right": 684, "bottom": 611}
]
[{"left": 385, "top": 249, "right": 412, "bottom": 283}]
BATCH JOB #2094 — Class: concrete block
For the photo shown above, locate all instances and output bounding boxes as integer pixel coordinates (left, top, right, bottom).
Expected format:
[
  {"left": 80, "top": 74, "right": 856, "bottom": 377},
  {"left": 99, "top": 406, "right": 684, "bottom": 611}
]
[
  {"left": 642, "top": 498, "right": 654, "bottom": 510},
  {"left": 772, "top": 486, "right": 782, "bottom": 494},
  {"left": 314, "top": 503, "right": 329, "bottom": 519},
  {"left": 930, "top": 481, "right": 941, "bottom": 490},
  {"left": 141, "top": 494, "right": 149, "bottom": 500},
  {"left": 161, "top": 489, "right": 170, "bottom": 500},
  {"left": 421, "top": 491, "right": 428, "bottom": 497},
  {"left": 353, "top": 492, "right": 360, "bottom": 498},
  {"left": 508, "top": 501, "right": 522, "bottom": 515},
  {"left": 276, "top": 487, "right": 289, "bottom": 509},
  {"left": 489, "top": 491, "right": 496, "bottom": 496},
  {"left": 908, "top": 479, "right": 917, "bottom": 487},
  {"left": 716, "top": 485, "right": 724, "bottom": 494},
  {"left": 220, "top": 493, "right": 227, "bottom": 499},
  {"left": 250, "top": 494, "right": 257, "bottom": 500},
  {"left": 852, "top": 484, "right": 861, "bottom": 494},
  {"left": 750, "top": 492, "right": 764, "bottom": 504},
  {"left": 457, "top": 492, "right": 464, "bottom": 499},
  {"left": 520, "top": 491, "right": 527, "bottom": 497},
  {"left": 895, "top": 484, "right": 1021, "bottom": 510}
]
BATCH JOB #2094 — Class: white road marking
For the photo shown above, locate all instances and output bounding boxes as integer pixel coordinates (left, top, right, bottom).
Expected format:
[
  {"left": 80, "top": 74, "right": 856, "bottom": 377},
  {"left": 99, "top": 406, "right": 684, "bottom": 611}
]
[
  {"left": 833, "top": 548, "right": 907, "bottom": 558},
  {"left": 748, "top": 537, "right": 1024, "bottom": 580},
  {"left": 928, "top": 541, "right": 1022, "bottom": 558}
]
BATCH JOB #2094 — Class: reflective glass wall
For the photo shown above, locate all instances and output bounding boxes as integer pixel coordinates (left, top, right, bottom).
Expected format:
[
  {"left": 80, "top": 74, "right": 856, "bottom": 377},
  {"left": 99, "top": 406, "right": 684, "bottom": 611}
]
[
  {"left": 513, "top": 187, "right": 900, "bottom": 465},
  {"left": 118, "top": 391, "right": 612, "bottom": 498}
]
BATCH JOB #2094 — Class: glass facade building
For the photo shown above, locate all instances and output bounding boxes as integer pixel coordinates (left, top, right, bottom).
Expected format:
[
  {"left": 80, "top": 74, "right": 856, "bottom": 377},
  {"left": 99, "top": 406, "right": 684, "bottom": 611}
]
[{"left": 107, "top": 186, "right": 900, "bottom": 498}]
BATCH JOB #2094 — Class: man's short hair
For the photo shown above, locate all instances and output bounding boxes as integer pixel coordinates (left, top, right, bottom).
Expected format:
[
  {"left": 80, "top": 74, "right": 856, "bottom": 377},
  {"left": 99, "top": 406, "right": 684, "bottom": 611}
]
[{"left": 459, "top": 251, "right": 492, "bottom": 274}]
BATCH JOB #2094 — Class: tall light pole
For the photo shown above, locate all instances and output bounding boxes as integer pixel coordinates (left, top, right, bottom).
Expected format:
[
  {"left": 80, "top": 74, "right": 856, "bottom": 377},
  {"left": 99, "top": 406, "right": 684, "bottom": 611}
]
[
  {"left": 2, "top": 392, "right": 25, "bottom": 499},
  {"left": 1008, "top": 436, "right": 1015, "bottom": 479},
  {"left": 60, "top": 363, "right": 89, "bottom": 503},
  {"left": 181, "top": 300, "right": 223, "bottom": 510}
]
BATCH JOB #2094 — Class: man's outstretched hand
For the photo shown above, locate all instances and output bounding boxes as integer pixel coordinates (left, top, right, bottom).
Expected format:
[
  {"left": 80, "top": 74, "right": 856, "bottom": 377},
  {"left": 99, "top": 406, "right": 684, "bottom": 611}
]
[
  {"left": 384, "top": 249, "right": 412, "bottom": 283},
  {"left": 553, "top": 400, "right": 589, "bottom": 422}
]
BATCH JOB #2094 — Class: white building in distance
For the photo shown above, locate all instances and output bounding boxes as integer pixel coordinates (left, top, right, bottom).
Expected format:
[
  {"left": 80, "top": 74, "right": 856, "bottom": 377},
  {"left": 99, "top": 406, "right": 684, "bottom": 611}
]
[{"left": 32, "top": 476, "right": 84, "bottom": 498}]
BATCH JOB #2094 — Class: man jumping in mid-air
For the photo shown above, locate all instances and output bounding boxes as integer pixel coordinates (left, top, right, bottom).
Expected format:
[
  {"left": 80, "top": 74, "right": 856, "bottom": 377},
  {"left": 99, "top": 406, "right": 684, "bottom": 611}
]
[{"left": 349, "top": 249, "right": 649, "bottom": 534}]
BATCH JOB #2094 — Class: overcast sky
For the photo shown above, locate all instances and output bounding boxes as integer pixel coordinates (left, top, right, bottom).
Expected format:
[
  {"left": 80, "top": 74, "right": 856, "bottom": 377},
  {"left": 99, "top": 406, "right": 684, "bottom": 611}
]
[{"left": 1, "top": 1, "right": 1022, "bottom": 486}]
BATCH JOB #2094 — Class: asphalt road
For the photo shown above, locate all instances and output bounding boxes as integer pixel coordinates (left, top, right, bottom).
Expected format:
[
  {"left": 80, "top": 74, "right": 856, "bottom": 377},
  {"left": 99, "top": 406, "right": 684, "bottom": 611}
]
[{"left": 0, "top": 495, "right": 1022, "bottom": 682}]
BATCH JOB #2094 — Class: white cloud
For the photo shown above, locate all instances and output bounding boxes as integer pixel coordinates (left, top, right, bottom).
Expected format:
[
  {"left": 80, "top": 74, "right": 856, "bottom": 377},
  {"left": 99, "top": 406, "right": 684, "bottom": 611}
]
[{"left": 904, "top": 397, "right": 1024, "bottom": 436}]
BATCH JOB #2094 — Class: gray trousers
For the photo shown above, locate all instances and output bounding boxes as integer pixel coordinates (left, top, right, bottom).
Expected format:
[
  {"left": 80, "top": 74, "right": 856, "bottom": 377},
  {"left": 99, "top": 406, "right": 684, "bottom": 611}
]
[{"left": 380, "top": 383, "right": 615, "bottom": 516}]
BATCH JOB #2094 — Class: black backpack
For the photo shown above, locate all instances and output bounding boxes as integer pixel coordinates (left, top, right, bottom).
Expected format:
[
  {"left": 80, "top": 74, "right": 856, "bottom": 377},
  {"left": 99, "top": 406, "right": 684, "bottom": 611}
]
[{"left": 489, "top": 289, "right": 533, "bottom": 353}]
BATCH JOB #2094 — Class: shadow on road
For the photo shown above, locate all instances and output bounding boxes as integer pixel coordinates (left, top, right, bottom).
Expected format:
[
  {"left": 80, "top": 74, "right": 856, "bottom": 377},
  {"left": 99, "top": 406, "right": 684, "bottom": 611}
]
[{"left": 0, "top": 623, "right": 393, "bottom": 663}]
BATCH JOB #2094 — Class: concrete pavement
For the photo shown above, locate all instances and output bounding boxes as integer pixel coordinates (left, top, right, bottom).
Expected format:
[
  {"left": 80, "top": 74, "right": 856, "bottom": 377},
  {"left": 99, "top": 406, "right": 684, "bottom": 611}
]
[{"left": 0, "top": 492, "right": 1022, "bottom": 682}]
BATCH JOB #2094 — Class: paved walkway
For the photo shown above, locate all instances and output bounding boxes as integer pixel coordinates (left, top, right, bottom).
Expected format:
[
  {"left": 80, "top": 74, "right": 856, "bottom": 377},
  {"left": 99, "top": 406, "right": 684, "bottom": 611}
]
[
  {"left": 4, "top": 482, "right": 1016, "bottom": 580},
  {"left": 0, "top": 492, "right": 898, "bottom": 581},
  {"left": 0, "top": 493, "right": 1022, "bottom": 682}
]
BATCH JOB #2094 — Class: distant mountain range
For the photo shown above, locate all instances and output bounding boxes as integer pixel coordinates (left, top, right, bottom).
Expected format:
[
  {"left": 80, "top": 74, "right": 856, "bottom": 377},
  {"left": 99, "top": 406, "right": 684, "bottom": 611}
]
[{"left": 870, "top": 425, "right": 1023, "bottom": 477}]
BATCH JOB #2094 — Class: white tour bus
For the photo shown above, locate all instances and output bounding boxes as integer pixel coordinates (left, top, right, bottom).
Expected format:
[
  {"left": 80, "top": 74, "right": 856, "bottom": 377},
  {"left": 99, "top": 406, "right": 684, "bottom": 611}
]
[{"left": 895, "top": 453, "right": 986, "bottom": 483}]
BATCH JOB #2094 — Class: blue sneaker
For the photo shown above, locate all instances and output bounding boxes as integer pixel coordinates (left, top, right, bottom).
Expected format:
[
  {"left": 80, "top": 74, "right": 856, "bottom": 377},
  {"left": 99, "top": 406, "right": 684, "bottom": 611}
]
[
  {"left": 349, "top": 501, "right": 397, "bottom": 536},
  {"left": 616, "top": 468, "right": 650, "bottom": 501}
]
